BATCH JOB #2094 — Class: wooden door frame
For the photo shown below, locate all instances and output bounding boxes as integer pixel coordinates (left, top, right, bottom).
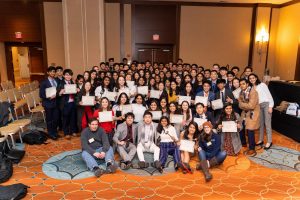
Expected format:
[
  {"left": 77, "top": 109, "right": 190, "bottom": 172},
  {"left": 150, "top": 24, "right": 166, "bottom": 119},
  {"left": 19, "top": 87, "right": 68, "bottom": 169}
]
[
  {"left": 4, "top": 42, "right": 46, "bottom": 84},
  {"left": 135, "top": 43, "right": 175, "bottom": 62}
]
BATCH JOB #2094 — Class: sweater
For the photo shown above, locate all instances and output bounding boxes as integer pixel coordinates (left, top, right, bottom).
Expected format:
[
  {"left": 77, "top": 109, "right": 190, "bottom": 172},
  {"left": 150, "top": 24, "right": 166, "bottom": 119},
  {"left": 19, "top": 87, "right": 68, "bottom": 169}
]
[
  {"left": 199, "top": 133, "right": 221, "bottom": 159},
  {"left": 81, "top": 127, "right": 110, "bottom": 155}
]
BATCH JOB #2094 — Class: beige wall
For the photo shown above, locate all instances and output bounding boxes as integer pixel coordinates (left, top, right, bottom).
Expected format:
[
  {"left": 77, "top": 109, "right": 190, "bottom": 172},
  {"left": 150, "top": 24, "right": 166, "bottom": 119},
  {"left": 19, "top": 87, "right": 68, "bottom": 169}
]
[
  {"left": 62, "top": 0, "right": 105, "bottom": 76},
  {"left": 252, "top": 7, "right": 271, "bottom": 79},
  {"left": 0, "top": 42, "right": 8, "bottom": 82},
  {"left": 105, "top": 3, "right": 120, "bottom": 62},
  {"left": 180, "top": 6, "right": 252, "bottom": 69},
  {"left": 273, "top": 3, "right": 300, "bottom": 80},
  {"left": 44, "top": 2, "right": 65, "bottom": 67},
  {"left": 124, "top": 4, "right": 132, "bottom": 62}
]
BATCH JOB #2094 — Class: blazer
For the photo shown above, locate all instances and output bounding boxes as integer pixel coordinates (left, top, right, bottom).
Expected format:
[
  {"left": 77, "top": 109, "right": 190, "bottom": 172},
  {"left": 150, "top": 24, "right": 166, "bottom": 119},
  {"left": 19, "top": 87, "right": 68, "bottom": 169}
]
[
  {"left": 113, "top": 122, "right": 138, "bottom": 145},
  {"left": 215, "top": 88, "right": 237, "bottom": 106},
  {"left": 40, "top": 78, "right": 57, "bottom": 109},
  {"left": 57, "top": 79, "right": 76, "bottom": 109},
  {"left": 136, "top": 122, "right": 159, "bottom": 145}
]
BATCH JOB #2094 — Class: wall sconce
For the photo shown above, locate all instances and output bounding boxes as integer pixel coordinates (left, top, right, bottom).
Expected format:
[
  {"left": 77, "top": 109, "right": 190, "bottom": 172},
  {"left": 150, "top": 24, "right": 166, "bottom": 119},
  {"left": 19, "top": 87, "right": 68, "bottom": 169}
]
[{"left": 255, "top": 26, "right": 269, "bottom": 62}]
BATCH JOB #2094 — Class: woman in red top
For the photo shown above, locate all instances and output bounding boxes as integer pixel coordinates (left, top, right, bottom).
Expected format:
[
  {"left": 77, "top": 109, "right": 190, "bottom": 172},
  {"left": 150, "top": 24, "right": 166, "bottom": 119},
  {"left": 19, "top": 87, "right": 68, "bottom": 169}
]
[{"left": 93, "top": 97, "right": 115, "bottom": 145}]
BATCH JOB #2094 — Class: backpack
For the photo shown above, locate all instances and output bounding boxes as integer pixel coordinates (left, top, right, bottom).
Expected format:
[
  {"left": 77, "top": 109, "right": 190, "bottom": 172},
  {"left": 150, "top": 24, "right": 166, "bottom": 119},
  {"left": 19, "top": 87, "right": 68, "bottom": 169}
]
[
  {"left": 22, "top": 130, "right": 48, "bottom": 145},
  {"left": 0, "top": 139, "right": 25, "bottom": 164},
  {"left": 0, "top": 157, "right": 13, "bottom": 183},
  {"left": 0, "top": 183, "right": 29, "bottom": 200},
  {"left": 0, "top": 102, "right": 11, "bottom": 127}
]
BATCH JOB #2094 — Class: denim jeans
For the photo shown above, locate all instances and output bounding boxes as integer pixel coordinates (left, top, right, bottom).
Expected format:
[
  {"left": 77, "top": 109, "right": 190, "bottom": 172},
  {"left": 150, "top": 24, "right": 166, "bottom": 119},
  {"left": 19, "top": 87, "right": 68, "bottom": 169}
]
[
  {"left": 198, "top": 150, "right": 227, "bottom": 164},
  {"left": 82, "top": 146, "right": 114, "bottom": 171}
]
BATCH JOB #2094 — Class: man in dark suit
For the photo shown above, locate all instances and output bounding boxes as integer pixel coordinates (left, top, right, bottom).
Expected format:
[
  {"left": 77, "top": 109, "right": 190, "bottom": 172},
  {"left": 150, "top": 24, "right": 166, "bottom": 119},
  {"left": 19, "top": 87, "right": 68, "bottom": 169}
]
[
  {"left": 40, "top": 66, "right": 59, "bottom": 140},
  {"left": 57, "top": 69, "right": 78, "bottom": 139},
  {"left": 214, "top": 79, "right": 237, "bottom": 121},
  {"left": 210, "top": 70, "right": 219, "bottom": 93}
]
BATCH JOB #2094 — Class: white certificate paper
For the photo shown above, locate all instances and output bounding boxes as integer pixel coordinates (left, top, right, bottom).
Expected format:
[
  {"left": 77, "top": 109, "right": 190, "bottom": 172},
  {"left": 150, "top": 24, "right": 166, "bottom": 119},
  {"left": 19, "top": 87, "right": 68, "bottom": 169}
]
[
  {"left": 195, "top": 96, "right": 208, "bottom": 106},
  {"left": 211, "top": 99, "right": 224, "bottom": 110},
  {"left": 194, "top": 118, "right": 207, "bottom": 127},
  {"left": 232, "top": 88, "right": 241, "bottom": 99},
  {"left": 170, "top": 114, "right": 184, "bottom": 124},
  {"left": 46, "top": 87, "right": 56, "bottom": 98},
  {"left": 178, "top": 96, "right": 191, "bottom": 105},
  {"left": 121, "top": 104, "right": 132, "bottom": 115},
  {"left": 126, "top": 81, "right": 135, "bottom": 89},
  {"left": 64, "top": 84, "right": 77, "bottom": 94},
  {"left": 150, "top": 90, "right": 160, "bottom": 99},
  {"left": 222, "top": 121, "right": 237, "bottom": 132},
  {"left": 118, "top": 88, "right": 130, "bottom": 97},
  {"left": 179, "top": 139, "right": 195, "bottom": 153},
  {"left": 137, "top": 86, "right": 149, "bottom": 95},
  {"left": 99, "top": 111, "right": 113, "bottom": 122},
  {"left": 103, "top": 91, "right": 117, "bottom": 101},
  {"left": 82, "top": 96, "right": 95, "bottom": 106},
  {"left": 150, "top": 111, "right": 162, "bottom": 120}
]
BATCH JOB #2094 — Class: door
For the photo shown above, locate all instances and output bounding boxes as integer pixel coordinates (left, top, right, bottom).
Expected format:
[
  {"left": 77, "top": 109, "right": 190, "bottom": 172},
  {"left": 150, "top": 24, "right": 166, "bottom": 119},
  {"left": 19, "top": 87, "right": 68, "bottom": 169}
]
[{"left": 136, "top": 45, "right": 174, "bottom": 64}]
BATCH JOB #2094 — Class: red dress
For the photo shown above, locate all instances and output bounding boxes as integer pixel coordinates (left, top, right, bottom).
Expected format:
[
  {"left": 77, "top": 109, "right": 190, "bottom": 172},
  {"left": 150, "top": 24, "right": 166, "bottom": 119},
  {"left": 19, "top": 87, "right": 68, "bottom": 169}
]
[{"left": 81, "top": 106, "right": 94, "bottom": 129}]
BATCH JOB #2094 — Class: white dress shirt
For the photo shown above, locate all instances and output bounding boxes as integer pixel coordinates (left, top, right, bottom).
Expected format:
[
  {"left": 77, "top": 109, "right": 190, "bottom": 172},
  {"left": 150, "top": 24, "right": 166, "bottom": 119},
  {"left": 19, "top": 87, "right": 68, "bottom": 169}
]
[{"left": 255, "top": 83, "right": 274, "bottom": 108}]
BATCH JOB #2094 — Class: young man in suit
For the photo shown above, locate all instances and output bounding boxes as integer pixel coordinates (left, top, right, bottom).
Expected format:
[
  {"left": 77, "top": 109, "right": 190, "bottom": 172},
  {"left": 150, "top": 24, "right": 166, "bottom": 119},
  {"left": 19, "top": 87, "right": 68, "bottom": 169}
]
[
  {"left": 136, "top": 111, "right": 162, "bottom": 172},
  {"left": 213, "top": 79, "right": 236, "bottom": 121},
  {"left": 210, "top": 70, "right": 219, "bottom": 93},
  {"left": 57, "top": 69, "right": 78, "bottom": 139},
  {"left": 39, "top": 66, "right": 59, "bottom": 140},
  {"left": 113, "top": 112, "right": 137, "bottom": 170}
]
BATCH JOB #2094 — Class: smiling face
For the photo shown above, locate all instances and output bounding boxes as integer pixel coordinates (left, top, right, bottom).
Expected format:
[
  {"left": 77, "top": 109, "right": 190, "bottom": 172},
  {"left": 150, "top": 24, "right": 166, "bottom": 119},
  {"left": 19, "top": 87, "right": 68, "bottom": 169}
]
[
  {"left": 160, "top": 118, "right": 168, "bottom": 127},
  {"left": 181, "top": 101, "right": 189, "bottom": 111},
  {"left": 150, "top": 101, "right": 157, "bottom": 110},
  {"left": 224, "top": 105, "right": 233, "bottom": 115},
  {"left": 89, "top": 120, "right": 99, "bottom": 132},
  {"left": 248, "top": 75, "right": 257, "bottom": 85},
  {"left": 84, "top": 82, "right": 92, "bottom": 92},
  {"left": 160, "top": 98, "right": 167, "bottom": 108},
  {"left": 188, "top": 124, "right": 196, "bottom": 134}
]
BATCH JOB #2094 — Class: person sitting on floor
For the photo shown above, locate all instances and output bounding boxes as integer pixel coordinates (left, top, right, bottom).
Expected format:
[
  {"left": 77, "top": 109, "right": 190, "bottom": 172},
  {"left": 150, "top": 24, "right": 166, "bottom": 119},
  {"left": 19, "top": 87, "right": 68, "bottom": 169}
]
[
  {"left": 113, "top": 112, "right": 137, "bottom": 170},
  {"left": 81, "top": 118, "right": 116, "bottom": 177},
  {"left": 136, "top": 111, "right": 162, "bottom": 172},
  {"left": 196, "top": 121, "right": 227, "bottom": 182},
  {"left": 156, "top": 116, "right": 183, "bottom": 171}
]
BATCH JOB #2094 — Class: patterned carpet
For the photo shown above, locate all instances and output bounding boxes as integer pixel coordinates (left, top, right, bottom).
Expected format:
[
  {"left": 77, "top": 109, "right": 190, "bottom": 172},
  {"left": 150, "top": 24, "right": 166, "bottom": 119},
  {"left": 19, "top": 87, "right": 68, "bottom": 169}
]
[{"left": 2, "top": 130, "right": 300, "bottom": 200}]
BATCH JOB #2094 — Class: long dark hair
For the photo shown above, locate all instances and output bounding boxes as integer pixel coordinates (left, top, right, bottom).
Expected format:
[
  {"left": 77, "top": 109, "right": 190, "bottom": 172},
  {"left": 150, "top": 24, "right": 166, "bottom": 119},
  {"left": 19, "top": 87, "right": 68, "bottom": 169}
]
[
  {"left": 115, "top": 76, "right": 128, "bottom": 91},
  {"left": 100, "top": 76, "right": 112, "bottom": 92},
  {"left": 218, "top": 103, "right": 237, "bottom": 124},
  {"left": 183, "top": 121, "right": 199, "bottom": 140},
  {"left": 157, "top": 116, "right": 170, "bottom": 133},
  {"left": 248, "top": 73, "right": 261, "bottom": 86},
  {"left": 116, "top": 92, "right": 130, "bottom": 105},
  {"left": 133, "top": 94, "right": 147, "bottom": 106},
  {"left": 98, "top": 97, "right": 112, "bottom": 112}
]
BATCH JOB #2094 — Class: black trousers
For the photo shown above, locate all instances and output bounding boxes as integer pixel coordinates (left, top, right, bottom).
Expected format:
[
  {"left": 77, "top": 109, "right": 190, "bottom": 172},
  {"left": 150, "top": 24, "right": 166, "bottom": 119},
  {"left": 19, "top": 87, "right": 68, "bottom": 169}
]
[
  {"left": 62, "top": 102, "right": 77, "bottom": 135},
  {"left": 45, "top": 107, "right": 59, "bottom": 137}
]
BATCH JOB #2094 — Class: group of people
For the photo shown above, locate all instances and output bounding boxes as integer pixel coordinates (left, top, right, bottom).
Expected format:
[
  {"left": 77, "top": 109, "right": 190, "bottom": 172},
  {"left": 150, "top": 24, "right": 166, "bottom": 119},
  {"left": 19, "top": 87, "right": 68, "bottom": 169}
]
[{"left": 40, "top": 59, "right": 274, "bottom": 182}]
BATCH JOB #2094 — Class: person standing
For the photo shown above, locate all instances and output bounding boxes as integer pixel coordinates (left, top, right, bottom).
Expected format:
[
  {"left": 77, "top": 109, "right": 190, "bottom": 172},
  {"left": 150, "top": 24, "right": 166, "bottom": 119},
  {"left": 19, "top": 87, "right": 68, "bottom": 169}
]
[{"left": 39, "top": 66, "right": 59, "bottom": 140}]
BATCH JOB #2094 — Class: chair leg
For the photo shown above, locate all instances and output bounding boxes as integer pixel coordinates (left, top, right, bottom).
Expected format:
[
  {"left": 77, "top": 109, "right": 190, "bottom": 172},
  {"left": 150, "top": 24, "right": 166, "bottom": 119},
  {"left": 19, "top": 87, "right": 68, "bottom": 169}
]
[
  {"left": 21, "top": 107, "right": 25, "bottom": 117},
  {"left": 42, "top": 111, "right": 46, "bottom": 123},
  {"left": 15, "top": 108, "right": 19, "bottom": 120},
  {"left": 9, "top": 134, "right": 16, "bottom": 147},
  {"left": 6, "top": 140, "right": 11, "bottom": 150},
  {"left": 19, "top": 127, "right": 24, "bottom": 143}
]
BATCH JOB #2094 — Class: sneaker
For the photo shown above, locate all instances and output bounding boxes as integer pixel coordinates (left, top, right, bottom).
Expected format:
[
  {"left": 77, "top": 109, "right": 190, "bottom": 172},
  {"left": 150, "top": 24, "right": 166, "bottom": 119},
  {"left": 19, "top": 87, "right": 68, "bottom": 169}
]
[
  {"left": 106, "top": 163, "right": 117, "bottom": 173},
  {"left": 125, "top": 161, "right": 132, "bottom": 170},
  {"left": 138, "top": 161, "right": 146, "bottom": 168},
  {"left": 120, "top": 162, "right": 127, "bottom": 170},
  {"left": 93, "top": 167, "right": 105, "bottom": 177}
]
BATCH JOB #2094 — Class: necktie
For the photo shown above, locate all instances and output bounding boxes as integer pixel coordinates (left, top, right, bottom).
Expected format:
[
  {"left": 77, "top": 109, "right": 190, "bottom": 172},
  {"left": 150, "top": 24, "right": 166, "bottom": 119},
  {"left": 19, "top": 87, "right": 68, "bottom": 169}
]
[{"left": 221, "top": 91, "right": 225, "bottom": 102}]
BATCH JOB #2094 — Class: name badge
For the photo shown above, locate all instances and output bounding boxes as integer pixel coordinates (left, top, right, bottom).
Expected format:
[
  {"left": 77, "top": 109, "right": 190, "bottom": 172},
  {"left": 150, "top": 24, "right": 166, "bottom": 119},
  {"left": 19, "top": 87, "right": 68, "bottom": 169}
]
[
  {"left": 206, "top": 141, "right": 212, "bottom": 146},
  {"left": 88, "top": 138, "right": 95, "bottom": 143}
]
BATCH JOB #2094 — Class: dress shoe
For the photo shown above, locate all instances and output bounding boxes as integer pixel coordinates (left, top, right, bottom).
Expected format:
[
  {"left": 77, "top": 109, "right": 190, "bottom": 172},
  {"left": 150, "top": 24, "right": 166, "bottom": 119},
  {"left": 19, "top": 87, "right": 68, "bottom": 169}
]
[
  {"left": 264, "top": 142, "right": 273, "bottom": 150},
  {"left": 93, "top": 167, "right": 105, "bottom": 177},
  {"left": 72, "top": 133, "right": 78, "bottom": 137},
  {"left": 245, "top": 149, "right": 256, "bottom": 156},
  {"left": 242, "top": 143, "right": 247, "bottom": 147},
  {"left": 65, "top": 135, "right": 71, "bottom": 140},
  {"left": 255, "top": 141, "right": 264, "bottom": 146},
  {"left": 49, "top": 135, "right": 58, "bottom": 140}
]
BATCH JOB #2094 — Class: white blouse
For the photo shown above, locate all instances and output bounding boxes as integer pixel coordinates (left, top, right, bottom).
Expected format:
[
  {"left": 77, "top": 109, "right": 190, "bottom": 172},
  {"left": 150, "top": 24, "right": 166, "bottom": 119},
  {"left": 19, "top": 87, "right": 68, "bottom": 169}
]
[
  {"left": 160, "top": 125, "right": 178, "bottom": 143},
  {"left": 255, "top": 83, "right": 274, "bottom": 108}
]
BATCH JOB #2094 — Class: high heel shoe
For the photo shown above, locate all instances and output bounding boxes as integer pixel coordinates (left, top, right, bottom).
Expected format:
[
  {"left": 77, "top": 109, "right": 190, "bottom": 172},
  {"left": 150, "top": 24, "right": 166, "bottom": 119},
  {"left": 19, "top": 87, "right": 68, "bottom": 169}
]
[
  {"left": 255, "top": 141, "right": 263, "bottom": 146},
  {"left": 264, "top": 142, "right": 273, "bottom": 150}
]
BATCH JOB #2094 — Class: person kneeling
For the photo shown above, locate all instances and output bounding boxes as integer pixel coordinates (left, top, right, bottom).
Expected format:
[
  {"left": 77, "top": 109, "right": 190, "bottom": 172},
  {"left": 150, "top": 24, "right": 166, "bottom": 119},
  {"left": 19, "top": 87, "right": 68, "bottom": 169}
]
[
  {"left": 136, "top": 111, "right": 162, "bottom": 172},
  {"left": 81, "top": 118, "right": 116, "bottom": 177},
  {"left": 197, "top": 121, "right": 227, "bottom": 182},
  {"left": 113, "top": 112, "right": 137, "bottom": 170}
]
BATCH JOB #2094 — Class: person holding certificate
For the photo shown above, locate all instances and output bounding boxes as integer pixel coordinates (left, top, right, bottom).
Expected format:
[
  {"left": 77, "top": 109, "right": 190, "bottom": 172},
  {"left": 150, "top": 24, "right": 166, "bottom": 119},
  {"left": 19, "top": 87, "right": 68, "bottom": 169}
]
[
  {"left": 114, "top": 76, "right": 135, "bottom": 102},
  {"left": 196, "top": 121, "right": 227, "bottom": 182},
  {"left": 167, "top": 81, "right": 179, "bottom": 104},
  {"left": 156, "top": 116, "right": 182, "bottom": 171},
  {"left": 146, "top": 100, "right": 161, "bottom": 123},
  {"left": 136, "top": 111, "right": 161, "bottom": 171},
  {"left": 168, "top": 102, "right": 183, "bottom": 137},
  {"left": 39, "top": 66, "right": 59, "bottom": 140},
  {"left": 112, "top": 93, "right": 130, "bottom": 127},
  {"left": 76, "top": 81, "right": 96, "bottom": 131},
  {"left": 179, "top": 82, "right": 195, "bottom": 106},
  {"left": 216, "top": 103, "right": 242, "bottom": 156},
  {"left": 194, "top": 103, "right": 214, "bottom": 131},
  {"left": 94, "top": 76, "right": 113, "bottom": 101},
  {"left": 181, "top": 101, "right": 193, "bottom": 129},
  {"left": 179, "top": 122, "right": 200, "bottom": 174},
  {"left": 93, "top": 97, "right": 115, "bottom": 146},
  {"left": 132, "top": 94, "right": 148, "bottom": 123},
  {"left": 238, "top": 78, "right": 260, "bottom": 156},
  {"left": 196, "top": 81, "right": 215, "bottom": 111},
  {"left": 57, "top": 69, "right": 78, "bottom": 139},
  {"left": 113, "top": 112, "right": 137, "bottom": 170}
]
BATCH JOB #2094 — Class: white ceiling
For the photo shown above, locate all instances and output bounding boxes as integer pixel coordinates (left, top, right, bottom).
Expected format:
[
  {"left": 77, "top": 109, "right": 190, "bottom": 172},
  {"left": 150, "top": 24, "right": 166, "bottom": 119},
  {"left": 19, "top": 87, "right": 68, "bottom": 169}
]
[{"left": 147, "top": 0, "right": 291, "bottom": 4}]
